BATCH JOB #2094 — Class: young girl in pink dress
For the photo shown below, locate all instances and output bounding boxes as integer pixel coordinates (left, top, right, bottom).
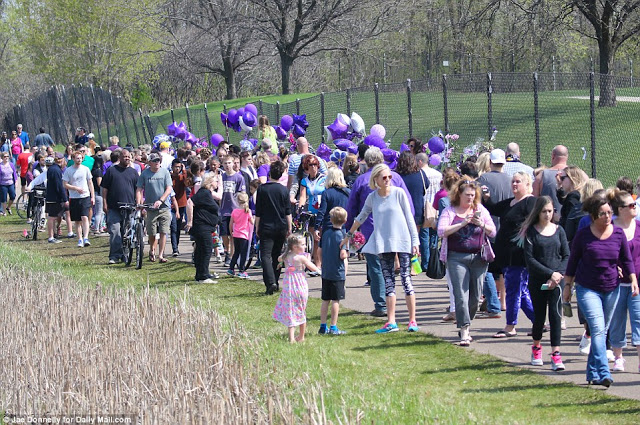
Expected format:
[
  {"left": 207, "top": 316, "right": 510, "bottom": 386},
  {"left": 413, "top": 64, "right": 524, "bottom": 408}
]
[{"left": 273, "top": 234, "right": 319, "bottom": 343}]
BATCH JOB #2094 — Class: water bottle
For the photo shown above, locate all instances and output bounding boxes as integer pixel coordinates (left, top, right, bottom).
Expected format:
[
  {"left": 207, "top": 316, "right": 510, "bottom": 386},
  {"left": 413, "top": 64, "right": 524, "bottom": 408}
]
[{"left": 411, "top": 255, "right": 422, "bottom": 275}]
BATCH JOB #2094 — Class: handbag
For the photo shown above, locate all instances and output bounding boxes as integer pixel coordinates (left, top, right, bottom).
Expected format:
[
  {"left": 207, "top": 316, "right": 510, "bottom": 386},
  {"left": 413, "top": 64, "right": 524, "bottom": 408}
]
[
  {"left": 420, "top": 171, "right": 437, "bottom": 229},
  {"left": 426, "top": 237, "right": 446, "bottom": 279},
  {"left": 479, "top": 224, "right": 495, "bottom": 263}
]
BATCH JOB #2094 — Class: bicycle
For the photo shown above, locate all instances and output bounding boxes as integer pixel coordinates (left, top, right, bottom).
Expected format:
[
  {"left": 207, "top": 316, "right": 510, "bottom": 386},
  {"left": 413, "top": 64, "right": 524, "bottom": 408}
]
[
  {"left": 30, "top": 187, "right": 47, "bottom": 240},
  {"left": 296, "top": 210, "right": 316, "bottom": 258},
  {"left": 15, "top": 192, "right": 30, "bottom": 219},
  {"left": 119, "top": 202, "right": 152, "bottom": 269}
]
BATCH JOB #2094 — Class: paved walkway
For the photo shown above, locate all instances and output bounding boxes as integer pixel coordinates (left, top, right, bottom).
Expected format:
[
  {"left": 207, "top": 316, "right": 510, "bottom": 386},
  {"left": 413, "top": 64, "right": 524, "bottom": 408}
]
[{"left": 168, "top": 236, "right": 640, "bottom": 400}]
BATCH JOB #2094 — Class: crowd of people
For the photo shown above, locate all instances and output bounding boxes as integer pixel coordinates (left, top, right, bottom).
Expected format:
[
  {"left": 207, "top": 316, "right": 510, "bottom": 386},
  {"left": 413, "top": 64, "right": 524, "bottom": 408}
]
[{"left": 3, "top": 119, "right": 639, "bottom": 388}]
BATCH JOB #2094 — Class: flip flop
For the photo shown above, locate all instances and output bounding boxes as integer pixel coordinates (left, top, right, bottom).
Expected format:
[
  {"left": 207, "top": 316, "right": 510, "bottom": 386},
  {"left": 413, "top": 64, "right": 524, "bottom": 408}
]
[
  {"left": 159, "top": 257, "right": 168, "bottom": 263},
  {"left": 493, "top": 330, "right": 517, "bottom": 338}
]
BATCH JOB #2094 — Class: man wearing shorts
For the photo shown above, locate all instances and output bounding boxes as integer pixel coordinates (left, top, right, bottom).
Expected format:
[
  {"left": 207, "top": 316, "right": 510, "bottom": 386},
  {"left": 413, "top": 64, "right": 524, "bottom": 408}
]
[
  {"left": 63, "top": 151, "right": 95, "bottom": 247},
  {"left": 45, "top": 154, "right": 68, "bottom": 244},
  {"left": 16, "top": 147, "right": 35, "bottom": 194},
  {"left": 136, "top": 152, "right": 173, "bottom": 263},
  {"left": 220, "top": 154, "right": 246, "bottom": 267}
]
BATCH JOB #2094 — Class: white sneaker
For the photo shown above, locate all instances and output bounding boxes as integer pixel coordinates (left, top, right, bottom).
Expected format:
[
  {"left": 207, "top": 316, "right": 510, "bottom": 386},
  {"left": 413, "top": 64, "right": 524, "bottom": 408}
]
[
  {"left": 197, "top": 278, "right": 218, "bottom": 284},
  {"left": 579, "top": 333, "right": 591, "bottom": 355},
  {"left": 77, "top": 239, "right": 84, "bottom": 248},
  {"left": 612, "top": 357, "right": 625, "bottom": 372},
  {"left": 607, "top": 349, "right": 615, "bottom": 362}
]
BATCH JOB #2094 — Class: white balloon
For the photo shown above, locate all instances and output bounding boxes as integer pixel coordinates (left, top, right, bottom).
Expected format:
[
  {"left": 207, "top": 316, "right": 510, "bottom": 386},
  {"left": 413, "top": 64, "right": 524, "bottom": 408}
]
[
  {"left": 350, "top": 112, "right": 365, "bottom": 133},
  {"left": 239, "top": 116, "right": 253, "bottom": 132},
  {"left": 324, "top": 125, "right": 333, "bottom": 143},
  {"left": 337, "top": 113, "right": 351, "bottom": 127}
]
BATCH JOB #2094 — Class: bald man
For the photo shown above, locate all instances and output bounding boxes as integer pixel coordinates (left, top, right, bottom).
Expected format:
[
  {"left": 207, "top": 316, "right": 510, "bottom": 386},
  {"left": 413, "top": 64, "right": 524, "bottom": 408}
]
[
  {"left": 502, "top": 142, "right": 534, "bottom": 179},
  {"left": 533, "top": 145, "right": 569, "bottom": 221}
]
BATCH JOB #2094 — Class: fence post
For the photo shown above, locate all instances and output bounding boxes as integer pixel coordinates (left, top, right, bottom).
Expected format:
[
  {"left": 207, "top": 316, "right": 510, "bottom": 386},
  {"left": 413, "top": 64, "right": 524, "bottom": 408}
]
[
  {"left": 62, "top": 86, "right": 75, "bottom": 139},
  {"left": 204, "top": 103, "right": 212, "bottom": 138},
  {"left": 320, "top": 92, "right": 325, "bottom": 142},
  {"left": 296, "top": 98, "right": 300, "bottom": 115},
  {"left": 222, "top": 104, "right": 227, "bottom": 113},
  {"left": 91, "top": 85, "right": 103, "bottom": 144},
  {"left": 144, "top": 114, "right": 154, "bottom": 140},
  {"left": 185, "top": 103, "right": 192, "bottom": 130},
  {"left": 442, "top": 74, "right": 449, "bottom": 134},
  {"left": 589, "top": 72, "right": 597, "bottom": 178},
  {"left": 170, "top": 108, "right": 175, "bottom": 123},
  {"left": 346, "top": 89, "right": 351, "bottom": 116},
  {"left": 487, "top": 72, "right": 493, "bottom": 141},
  {"left": 258, "top": 100, "right": 263, "bottom": 116},
  {"left": 101, "top": 88, "right": 113, "bottom": 138},
  {"left": 109, "top": 93, "right": 119, "bottom": 137},
  {"left": 275, "top": 101, "right": 280, "bottom": 122},
  {"left": 552, "top": 56, "right": 557, "bottom": 91},
  {"left": 119, "top": 98, "right": 131, "bottom": 144},
  {"left": 631, "top": 59, "right": 634, "bottom": 87},
  {"left": 130, "top": 102, "right": 141, "bottom": 147},
  {"left": 533, "top": 73, "right": 541, "bottom": 166},
  {"left": 374, "top": 83, "right": 380, "bottom": 124},
  {"left": 407, "top": 79, "right": 413, "bottom": 137},
  {"left": 138, "top": 108, "right": 149, "bottom": 144}
]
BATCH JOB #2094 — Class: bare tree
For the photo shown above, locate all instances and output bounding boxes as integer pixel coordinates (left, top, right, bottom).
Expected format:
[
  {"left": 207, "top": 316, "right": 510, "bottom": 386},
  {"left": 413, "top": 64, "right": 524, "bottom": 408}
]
[
  {"left": 143, "top": 0, "right": 263, "bottom": 100},
  {"left": 567, "top": 1, "right": 640, "bottom": 106},
  {"left": 247, "top": 0, "right": 393, "bottom": 94}
]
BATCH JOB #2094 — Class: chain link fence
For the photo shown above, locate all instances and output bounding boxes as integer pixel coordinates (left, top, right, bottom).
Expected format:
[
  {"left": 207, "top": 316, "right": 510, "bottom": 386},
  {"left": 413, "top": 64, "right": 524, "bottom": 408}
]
[{"left": 6, "top": 73, "right": 640, "bottom": 186}]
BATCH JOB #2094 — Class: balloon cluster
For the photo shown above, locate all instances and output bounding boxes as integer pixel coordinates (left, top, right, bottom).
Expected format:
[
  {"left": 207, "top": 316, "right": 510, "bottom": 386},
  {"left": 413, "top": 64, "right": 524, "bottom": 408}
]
[
  {"left": 273, "top": 114, "right": 310, "bottom": 148},
  {"left": 220, "top": 103, "right": 259, "bottom": 133},
  {"left": 166, "top": 121, "right": 200, "bottom": 145},
  {"left": 324, "top": 112, "right": 365, "bottom": 143}
]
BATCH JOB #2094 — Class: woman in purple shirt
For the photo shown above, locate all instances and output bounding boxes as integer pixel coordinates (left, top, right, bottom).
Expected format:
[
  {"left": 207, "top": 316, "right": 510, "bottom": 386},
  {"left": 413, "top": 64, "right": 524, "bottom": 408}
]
[
  {"left": 564, "top": 191, "right": 639, "bottom": 387},
  {"left": 608, "top": 189, "right": 640, "bottom": 373}
]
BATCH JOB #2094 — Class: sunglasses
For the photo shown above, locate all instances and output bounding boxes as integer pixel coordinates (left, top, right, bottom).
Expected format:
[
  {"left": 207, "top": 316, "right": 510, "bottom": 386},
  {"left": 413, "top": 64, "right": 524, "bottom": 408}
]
[
  {"left": 381, "top": 175, "right": 392, "bottom": 180},
  {"left": 560, "top": 175, "right": 569, "bottom": 181},
  {"left": 621, "top": 203, "right": 637, "bottom": 209}
]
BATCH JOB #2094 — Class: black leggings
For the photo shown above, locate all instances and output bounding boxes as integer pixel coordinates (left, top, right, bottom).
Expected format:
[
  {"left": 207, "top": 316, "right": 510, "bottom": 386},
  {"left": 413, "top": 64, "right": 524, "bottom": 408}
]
[
  {"left": 529, "top": 281, "right": 562, "bottom": 347},
  {"left": 229, "top": 237, "right": 249, "bottom": 272}
]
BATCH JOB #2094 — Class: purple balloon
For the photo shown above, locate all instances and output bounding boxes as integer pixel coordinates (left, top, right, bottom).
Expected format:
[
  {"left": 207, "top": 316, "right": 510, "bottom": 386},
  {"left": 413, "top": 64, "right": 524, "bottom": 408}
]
[
  {"left": 274, "top": 125, "right": 287, "bottom": 141},
  {"left": 292, "top": 124, "right": 306, "bottom": 138},
  {"left": 227, "top": 109, "right": 239, "bottom": 124},
  {"left": 381, "top": 148, "right": 399, "bottom": 163},
  {"left": 400, "top": 142, "right": 410, "bottom": 152},
  {"left": 429, "top": 154, "right": 442, "bottom": 167},
  {"left": 388, "top": 160, "right": 398, "bottom": 170},
  {"left": 333, "top": 138, "right": 356, "bottom": 153},
  {"left": 220, "top": 112, "right": 229, "bottom": 127},
  {"left": 232, "top": 121, "right": 242, "bottom": 133},
  {"left": 293, "top": 114, "right": 309, "bottom": 129},
  {"left": 328, "top": 118, "right": 349, "bottom": 140},
  {"left": 167, "top": 122, "right": 178, "bottom": 136},
  {"left": 244, "top": 103, "right": 258, "bottom": 116},
  {"left": 175, "top": 127, "right": 187, "bottom": 140},
  {"left": 316, "top": 142, "right": 332, "bottom": 162},
  {"left": 249, "top": 138, "right": 259, "bottom": 147},
  {"left": 177, "top": 121, "right": 187, "bottom": 132},
  {"left": 237, "top": 107, "right": 245, "bottom": 118},
  {"left": 363, "top": 135, "right": 386, "bottom": 149},
  {"left": 280, "top": 115, "right": 294, "bottom": 132},
  {"left": 210, "top": 133, "right": 225, "bottom": 147},
  {"left": 428, "top": 136, "right": 445, "bottom": 154},
  {"left": 243, "top": 111, "right": 257, "bottom": 127}
]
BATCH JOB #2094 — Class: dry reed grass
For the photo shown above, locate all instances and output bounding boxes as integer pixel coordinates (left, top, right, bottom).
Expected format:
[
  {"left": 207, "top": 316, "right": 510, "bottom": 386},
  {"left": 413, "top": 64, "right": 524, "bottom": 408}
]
[{"left": 0, "top": 261, "right": 352, "bottom": 424}]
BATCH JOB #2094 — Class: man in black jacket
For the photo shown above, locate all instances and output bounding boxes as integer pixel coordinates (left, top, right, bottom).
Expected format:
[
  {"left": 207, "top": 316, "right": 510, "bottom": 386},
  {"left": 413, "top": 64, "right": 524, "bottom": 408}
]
[
  {"left": 255, "top": 160, "right": 292, "bottom": 295},
  {"left": 45, "top": 154, "right": 68, "bottom": 243}
]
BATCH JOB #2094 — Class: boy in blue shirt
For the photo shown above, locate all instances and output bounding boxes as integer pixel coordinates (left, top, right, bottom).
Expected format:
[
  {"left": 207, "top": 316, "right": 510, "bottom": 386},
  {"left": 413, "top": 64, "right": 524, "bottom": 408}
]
[{"left": 318, "top": 207, "right": 349, "bottom": 335}]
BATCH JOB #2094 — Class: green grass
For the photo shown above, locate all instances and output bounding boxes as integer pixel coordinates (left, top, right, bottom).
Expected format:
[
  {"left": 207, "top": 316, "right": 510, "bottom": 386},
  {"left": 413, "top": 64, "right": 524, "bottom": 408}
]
[{"left": 1, "top": 217, "right": 639, "bottom": 423}]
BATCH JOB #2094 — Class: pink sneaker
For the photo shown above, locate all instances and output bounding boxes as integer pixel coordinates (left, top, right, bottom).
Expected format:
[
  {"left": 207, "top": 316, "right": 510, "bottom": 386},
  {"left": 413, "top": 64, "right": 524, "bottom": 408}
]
[
  {"left": 531, "top": 345, "right": 543, "bottom": 366},
  {"left": 551, "top": 351, "right": 565, "bottom": 371}
]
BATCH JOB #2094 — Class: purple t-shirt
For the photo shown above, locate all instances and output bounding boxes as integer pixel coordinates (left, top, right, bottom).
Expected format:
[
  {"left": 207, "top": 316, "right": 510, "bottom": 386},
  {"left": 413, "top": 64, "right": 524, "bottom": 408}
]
[
  {"left": 566, "top": 225, "right": 635, "bottom": 292},
  {"left": 257, "top": 164, "right": 269, "bottom": 179},
  {"left": 0, "top": 162, "right": 15, "bottom": 185},
  {"left": 620, "top": 220, "right": 640, "bottom": 284},
  {"left": 220, "top": 172, "right": 246, "bottom": 216},
  {"left": 447, "top": 215, "right": 483, "bottom": 253}
]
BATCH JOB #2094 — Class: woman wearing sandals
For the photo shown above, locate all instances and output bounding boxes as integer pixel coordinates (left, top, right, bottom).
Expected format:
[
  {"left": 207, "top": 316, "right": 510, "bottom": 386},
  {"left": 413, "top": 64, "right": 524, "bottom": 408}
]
[
  {"left": 564, "top": 191, "right": 638, "bottom": 387},
  {"left": 438, "top": 177, "right": 496, "bottom": 346},
  {"left": 521, "top": 196, "right": 570, "bottom": 370},
  {"left": 608, "top": 188, "right": 640, "bottom": 373}
]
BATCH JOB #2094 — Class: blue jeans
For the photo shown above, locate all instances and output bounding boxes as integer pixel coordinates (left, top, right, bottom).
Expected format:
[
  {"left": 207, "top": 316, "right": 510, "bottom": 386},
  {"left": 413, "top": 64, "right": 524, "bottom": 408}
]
[
  {"left": 483, "top": 272, "right": 501, "bottom": 314},
  {"left": 365, "top": 253, "right": 386, "bottom": 312},
  {"left": 419, "top": 227, "right": 437, "bottom": 270},
  {"left": 503, "top": 266, "right": 535, "bottom": 326},
  {"left": 106, "top": 209, "right": 125, "bottom": 261},
  {"left": 609, "top": 285, "right": 640, "bottom": 348},
  {"left": 576, "top": 284, "right": 620, "bottom": 382}
]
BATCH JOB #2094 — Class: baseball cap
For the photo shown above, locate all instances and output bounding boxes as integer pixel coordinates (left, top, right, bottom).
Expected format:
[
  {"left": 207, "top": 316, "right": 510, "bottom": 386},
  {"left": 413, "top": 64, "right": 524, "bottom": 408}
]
[
  {"left": 54, "top": 152, "right": 64, "bottom": 159},
  {"left": 148, "top": 152, "right": 162, "bottom": 162},
  {"left": 490, "top": 149, "right": 506, "bottom": 164},
  {"left": 88, "top": 133, "right": 95, "bottom": 139},
  {"left": 160, "top": 141, "right": 171, "bottom": 149}
]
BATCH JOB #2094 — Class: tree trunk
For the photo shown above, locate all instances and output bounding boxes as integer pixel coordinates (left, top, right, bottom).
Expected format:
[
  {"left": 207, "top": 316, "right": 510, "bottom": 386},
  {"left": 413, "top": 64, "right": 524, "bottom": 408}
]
[
  {"left": 223, "top": 58, "right": 236, "bottom": 100},
  {"left": 598, "top": 39, "right": 616, "bottom": 107},
  {"left": 280, "top": 51, "right": 294, "bottom": 95}
]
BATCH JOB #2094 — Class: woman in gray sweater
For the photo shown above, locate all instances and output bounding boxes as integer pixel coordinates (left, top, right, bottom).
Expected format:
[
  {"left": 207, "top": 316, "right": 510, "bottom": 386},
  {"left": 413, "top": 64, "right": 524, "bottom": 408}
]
[{"left": 345, "top": 163, "right": 420, "bottom": 334}]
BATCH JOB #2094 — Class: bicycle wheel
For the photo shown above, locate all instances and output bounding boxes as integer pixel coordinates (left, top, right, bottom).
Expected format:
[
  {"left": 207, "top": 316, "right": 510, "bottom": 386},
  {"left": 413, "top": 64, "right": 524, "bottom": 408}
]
[
  {"left": 305, "top": 231, "right": 314, "bottom": 257},
  {"left": 122, "top": 221, "right": 132, "bottom": 266},
  {"left": 135, "top": 221, "right": 144, "bottom": 270},
  {"left": 31, "top": 205, "right": 41, "bottom": 240},
  {"left": 15, "top": 193, "right": 28, "bottom": 219}
]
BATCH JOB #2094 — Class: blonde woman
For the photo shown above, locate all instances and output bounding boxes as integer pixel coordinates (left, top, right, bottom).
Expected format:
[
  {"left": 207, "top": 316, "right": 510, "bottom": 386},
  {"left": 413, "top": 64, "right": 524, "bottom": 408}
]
[
  {"left": 476, "top": 152, "right": 491, "bottom": 177},
  {"left": 565, "top": 178, "right": 603, "bottom": 243},
  {"left": 342, "top": 153, "right": 360, "bottom": 188},
  {"left": 345, "top": 164, "right": 420, "bottom": 334},
  {"left": 484, "top": 171, "right": 537, "bottom": 338},
  {"left": 316, "top": 167, "right": 350, "bottom": 239}
]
